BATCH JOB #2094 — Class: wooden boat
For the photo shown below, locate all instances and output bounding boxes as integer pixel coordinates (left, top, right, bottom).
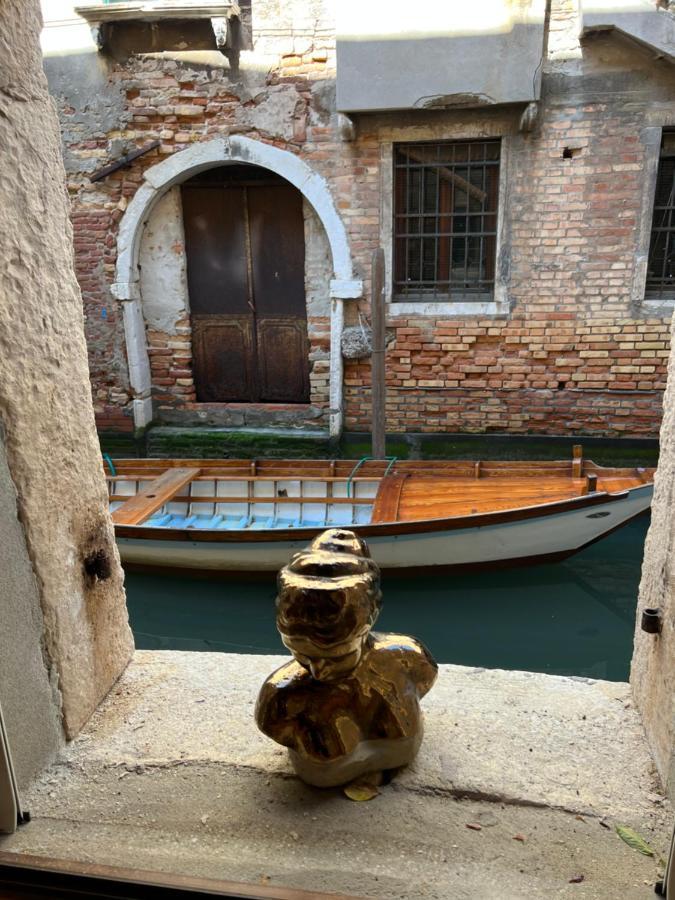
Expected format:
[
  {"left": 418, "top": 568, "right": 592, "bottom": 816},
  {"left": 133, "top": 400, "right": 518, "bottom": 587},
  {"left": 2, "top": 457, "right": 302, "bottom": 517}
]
[{"left": 107, "top": 448, "right": 655, "bottom": 574}]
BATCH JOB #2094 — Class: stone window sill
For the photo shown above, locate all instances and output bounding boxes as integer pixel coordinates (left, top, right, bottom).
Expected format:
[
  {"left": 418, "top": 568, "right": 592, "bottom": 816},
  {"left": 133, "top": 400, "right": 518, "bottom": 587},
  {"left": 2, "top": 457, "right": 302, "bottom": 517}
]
[
  {"left": 184, "top": 402, "right": 316, "bottom": 412},
  {"left": 2, "top": 650, "right": 667, "bottom": 897},
  {"left": 388, "top": 299, "right": 507, "bottom": 318},
  {"left": 640, "top": 296, "right": 675, "bottom": 316},
  {"left": 75, "top": 2, "right": 234, "bottom": 25}
]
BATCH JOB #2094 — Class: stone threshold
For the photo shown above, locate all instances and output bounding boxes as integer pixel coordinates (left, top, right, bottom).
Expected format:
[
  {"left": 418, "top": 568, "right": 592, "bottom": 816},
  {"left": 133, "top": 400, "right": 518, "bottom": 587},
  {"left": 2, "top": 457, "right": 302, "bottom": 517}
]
[{"left": 1, "top": 652, "right": 671, "bottom": 899}]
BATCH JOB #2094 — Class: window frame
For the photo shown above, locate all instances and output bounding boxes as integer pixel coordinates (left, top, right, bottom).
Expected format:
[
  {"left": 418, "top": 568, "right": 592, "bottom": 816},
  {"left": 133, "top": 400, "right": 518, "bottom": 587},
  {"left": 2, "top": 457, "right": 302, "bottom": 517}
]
[
  {"left": 645, "top": 128, "right": 675, "bottom": 303},
  {"left": 381, "top": 131, "right": 511, "bottom": 318},
  {"left": 392, "top": 139, "right": 501, "bottom": 304},
  {"left": 634, "top": 124, "right": 675, "bottom": 314}
]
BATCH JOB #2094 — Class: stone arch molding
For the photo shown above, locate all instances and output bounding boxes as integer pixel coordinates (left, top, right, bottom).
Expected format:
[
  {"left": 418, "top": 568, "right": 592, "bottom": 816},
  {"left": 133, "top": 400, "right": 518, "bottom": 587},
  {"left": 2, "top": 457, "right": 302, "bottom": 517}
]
[{"left": 112, "top": 136, "right": 362, "bottom": 436}]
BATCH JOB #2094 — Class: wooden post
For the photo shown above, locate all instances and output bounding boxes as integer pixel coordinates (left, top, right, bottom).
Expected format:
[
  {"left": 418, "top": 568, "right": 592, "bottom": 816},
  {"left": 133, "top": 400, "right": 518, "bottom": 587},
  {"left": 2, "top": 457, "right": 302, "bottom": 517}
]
[
  {"left": 371, "top": 248, "right": 386, "bottom": 459},
  {"left": 572, "top": 443, "right": 583, "bottom": 479}
]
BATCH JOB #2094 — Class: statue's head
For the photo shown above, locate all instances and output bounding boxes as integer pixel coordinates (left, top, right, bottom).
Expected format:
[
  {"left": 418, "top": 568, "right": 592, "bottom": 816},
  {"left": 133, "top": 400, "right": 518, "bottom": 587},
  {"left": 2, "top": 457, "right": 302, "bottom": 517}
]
[{"left": 276, "top": 529, "right": 382, "bottom": 682}]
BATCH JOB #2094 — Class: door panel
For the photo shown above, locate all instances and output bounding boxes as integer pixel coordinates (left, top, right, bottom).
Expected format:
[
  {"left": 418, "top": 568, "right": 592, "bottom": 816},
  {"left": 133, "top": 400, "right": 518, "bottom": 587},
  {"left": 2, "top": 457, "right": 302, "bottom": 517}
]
[
  {"left": 182, "top": 186, "right": 249, "bottom": 315},
  {"left": 248, "top": 184, "right": 306, "bottom": 316},
  {"left": 257, "top": 318, "right": 310, "bottom": 402},
  {"left": 192, "top": 316, "right": 256, "bottom": 402},
  {"left": 181, "top": 172, "right": 310, "bottom": 404},
  {"left": 248, "top": 182, "right": 310, "bottom": 402}
]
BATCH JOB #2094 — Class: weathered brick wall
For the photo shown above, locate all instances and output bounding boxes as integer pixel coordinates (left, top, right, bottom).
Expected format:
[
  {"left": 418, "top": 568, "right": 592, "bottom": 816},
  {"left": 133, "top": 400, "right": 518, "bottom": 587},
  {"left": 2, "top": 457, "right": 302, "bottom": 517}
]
[
  {"left": 49, "top": 0, "right": 339, "bottom": 432},
  {"left": 45, "top": 0, "right": 675, "bottom": 437}
]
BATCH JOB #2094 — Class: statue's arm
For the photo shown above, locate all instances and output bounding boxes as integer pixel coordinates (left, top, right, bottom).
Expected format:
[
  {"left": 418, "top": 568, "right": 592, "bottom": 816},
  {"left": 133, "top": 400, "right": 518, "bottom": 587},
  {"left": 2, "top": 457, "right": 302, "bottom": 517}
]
[
  {"left": 255, "top": 680, "right": 299, "bottom": 751},
  {"left": 410, "top": 640, "right": 438, "bottom": 698}
]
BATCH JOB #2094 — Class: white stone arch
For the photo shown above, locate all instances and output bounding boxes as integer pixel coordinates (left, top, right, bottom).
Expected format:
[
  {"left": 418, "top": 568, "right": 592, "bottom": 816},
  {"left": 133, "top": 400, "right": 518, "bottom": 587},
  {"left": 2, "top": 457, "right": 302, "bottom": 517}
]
[{"left": 112, "top": 136, "right": 362, "bottom": 437}]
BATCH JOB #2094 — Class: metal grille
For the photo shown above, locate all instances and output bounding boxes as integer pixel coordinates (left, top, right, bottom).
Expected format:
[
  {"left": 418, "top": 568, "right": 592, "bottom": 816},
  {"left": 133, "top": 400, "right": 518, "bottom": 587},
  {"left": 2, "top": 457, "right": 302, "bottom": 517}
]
[
  {"left": 647, "top": 131, "right": 675, "bottom": 296},
  {"left": 393, "top": 140, "right": 500, "bottom": 301}
]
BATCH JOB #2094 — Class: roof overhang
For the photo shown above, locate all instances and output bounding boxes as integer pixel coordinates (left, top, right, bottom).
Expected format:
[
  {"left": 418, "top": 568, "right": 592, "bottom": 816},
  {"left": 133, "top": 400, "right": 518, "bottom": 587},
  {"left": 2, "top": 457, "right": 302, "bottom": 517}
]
[
  {"left": 580, "top": 0, "right": 675, "bottom": 64},
  {"left": 74, "top": 2, "right": 236, "bottom": 25}
]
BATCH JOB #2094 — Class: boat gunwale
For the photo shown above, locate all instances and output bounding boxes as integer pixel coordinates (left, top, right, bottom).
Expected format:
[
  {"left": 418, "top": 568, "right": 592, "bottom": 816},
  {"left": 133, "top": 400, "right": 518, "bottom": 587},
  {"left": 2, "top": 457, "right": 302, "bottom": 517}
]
[{"left": 113, "top": 484, "right": 644, "bottom": 543}]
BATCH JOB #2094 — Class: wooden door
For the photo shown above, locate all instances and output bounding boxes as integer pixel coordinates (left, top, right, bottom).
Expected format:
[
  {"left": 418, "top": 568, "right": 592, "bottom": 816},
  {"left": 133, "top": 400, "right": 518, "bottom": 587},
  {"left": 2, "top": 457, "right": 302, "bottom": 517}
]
[{"left": 182, "top": 172, "right": 310, "bottom": 403}]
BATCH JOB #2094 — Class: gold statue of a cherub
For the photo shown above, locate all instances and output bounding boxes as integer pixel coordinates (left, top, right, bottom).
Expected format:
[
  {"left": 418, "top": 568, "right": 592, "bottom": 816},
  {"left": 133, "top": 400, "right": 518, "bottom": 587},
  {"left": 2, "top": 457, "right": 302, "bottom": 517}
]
[{"left": 255, "top": 529, "right": 437, "bottom": 790}]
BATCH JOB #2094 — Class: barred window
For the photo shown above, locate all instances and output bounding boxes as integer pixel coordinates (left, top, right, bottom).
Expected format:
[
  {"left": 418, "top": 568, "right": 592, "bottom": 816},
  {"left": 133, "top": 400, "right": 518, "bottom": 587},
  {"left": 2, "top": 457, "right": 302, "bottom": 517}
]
[
  {"left": 647, "top": 131, "right": 675, "bottom": 297},
  {"left": 393, "top": 140, "right": 500, "bottom": 301}
]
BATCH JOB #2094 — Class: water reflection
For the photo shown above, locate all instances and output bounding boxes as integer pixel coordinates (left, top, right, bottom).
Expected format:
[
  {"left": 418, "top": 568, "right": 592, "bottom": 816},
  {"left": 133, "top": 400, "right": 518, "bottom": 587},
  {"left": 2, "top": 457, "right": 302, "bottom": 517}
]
[{"left": 125, "top": 514, "right": 648, "bottom": 682}]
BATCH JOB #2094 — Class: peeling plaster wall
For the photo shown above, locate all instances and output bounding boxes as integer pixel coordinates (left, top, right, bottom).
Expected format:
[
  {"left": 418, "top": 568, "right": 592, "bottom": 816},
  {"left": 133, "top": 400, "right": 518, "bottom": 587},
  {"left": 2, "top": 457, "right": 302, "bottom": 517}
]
[
  {"left": 0, "top": 0, "right": 134, "bottom": 738},
  {"left": 139, "top": 186, "right": 188, "bottom": 335}
]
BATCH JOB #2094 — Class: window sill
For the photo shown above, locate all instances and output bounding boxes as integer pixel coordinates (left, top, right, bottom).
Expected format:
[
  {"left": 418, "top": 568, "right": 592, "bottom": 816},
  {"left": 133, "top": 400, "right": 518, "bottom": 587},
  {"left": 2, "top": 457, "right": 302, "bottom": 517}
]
[
  {"left": 641, "top": 296, "right": 675, "bottom": 314},
  {"left": 75, "top": 2, "right": 233, "bottom": 24},
  {"left": 4, "top": 650, "right": 663, "bottom": 896},
  {"left": 388, "top": 299, "right": 507, "bottom": 317}
]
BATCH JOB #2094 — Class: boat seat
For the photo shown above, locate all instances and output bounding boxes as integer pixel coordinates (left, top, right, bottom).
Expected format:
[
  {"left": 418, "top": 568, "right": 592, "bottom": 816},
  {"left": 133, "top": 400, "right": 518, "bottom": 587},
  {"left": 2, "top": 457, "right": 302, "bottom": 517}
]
[{"left": 248, "top": 516, "right": 275, "bottom": 531}]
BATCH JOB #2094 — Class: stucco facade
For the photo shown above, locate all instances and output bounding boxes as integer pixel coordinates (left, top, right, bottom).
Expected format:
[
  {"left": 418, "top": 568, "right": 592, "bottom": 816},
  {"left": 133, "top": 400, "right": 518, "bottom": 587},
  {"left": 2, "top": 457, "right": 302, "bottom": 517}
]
[
  {"left": 1, "top": 0, "right": 133, "bottom": 744},
  {"left": 42, "top": 0, "right": 675, "bottom": 438}
]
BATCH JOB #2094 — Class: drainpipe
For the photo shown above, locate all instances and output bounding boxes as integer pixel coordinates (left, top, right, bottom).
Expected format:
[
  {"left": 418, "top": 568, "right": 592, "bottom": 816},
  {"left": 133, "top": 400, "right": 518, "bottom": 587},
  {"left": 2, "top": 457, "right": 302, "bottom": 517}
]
[{"left": 329, "top": 278, "right": 363, "bottom": 441}]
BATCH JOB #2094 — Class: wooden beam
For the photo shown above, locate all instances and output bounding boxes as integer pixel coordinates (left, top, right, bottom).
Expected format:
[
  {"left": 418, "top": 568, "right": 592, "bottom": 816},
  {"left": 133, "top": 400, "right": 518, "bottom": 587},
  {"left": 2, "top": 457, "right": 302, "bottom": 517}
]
[
  {"left": 398, "top": 147, "right": 487, "bottom": 204},
  {"left": 371, "top": 474, "right": 408, "bottom": 523},
  {"left": 572, "top": 444, "right": 583, "bottom": 479},
  {"left": 371, "top": 248, "right": 386, "bottom": 459},
  {"left": 111, "top": 468, "right": 200, "bottom": 525},
  {"left": 0, "top": 851, "right": 361, "bottom": 900}
]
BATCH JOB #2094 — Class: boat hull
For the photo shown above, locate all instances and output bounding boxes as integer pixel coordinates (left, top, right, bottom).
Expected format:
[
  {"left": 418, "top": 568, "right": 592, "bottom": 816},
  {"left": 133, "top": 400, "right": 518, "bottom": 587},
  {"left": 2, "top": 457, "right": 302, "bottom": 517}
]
[{"left": 116, "top": 483, "right": 652, "bottom": 574}]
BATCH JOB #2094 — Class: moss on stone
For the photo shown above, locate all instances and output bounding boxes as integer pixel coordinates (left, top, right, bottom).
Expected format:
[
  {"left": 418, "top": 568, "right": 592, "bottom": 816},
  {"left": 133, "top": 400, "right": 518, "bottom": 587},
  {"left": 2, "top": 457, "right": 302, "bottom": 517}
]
[{"left": 101, "top": 426, "right": 659, "bottom": 468}]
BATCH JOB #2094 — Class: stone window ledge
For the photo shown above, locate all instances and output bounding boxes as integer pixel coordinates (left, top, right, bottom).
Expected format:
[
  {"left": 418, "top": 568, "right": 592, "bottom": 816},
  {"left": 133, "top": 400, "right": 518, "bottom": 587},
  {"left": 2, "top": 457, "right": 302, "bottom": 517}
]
[
  {"left": 642, "top": 296, "right": 675, "bottom": 315},
  {"left": 183, "top": 402, "right": 319, "bottom": 413},
  {"left": 388, "top": 300, "right": 508, "bottom": 318},
  {"left": 2, "top": 651, "right": 669, "bottom": 897},
  {"left": 74, "top": 2, "right": 234, "bottom": 25}
]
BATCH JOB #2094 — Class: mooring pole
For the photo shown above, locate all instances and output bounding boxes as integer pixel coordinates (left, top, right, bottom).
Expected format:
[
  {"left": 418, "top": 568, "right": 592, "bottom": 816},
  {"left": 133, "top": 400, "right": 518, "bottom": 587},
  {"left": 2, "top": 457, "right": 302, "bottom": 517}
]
[{"left": 371, "top": 248, "right": 386, "bottom": 459}]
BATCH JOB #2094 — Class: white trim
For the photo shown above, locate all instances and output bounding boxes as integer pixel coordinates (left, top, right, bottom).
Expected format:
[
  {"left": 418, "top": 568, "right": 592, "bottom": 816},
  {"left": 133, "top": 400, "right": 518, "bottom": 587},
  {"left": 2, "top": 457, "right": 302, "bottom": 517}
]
[
  {"left": 330, "top": 278, "right": 363, "bottom": 299},
  {"left": 389, "top": 301, "right": 506, "bottom": 318},
  {"left": 379, "top": 132, "right": 511, "bottom": 317},
  {"left": 114, "top": 137, "right": 360, "bottom": 433},
  {"left": 642, "top": 297, "right": 675, "bottom": 314},
  {"left": 329, "top": 298, "right": 345, "bottom": 440},
  {"left": 631, "top": 126, "right": 662, "bottom": 313}
]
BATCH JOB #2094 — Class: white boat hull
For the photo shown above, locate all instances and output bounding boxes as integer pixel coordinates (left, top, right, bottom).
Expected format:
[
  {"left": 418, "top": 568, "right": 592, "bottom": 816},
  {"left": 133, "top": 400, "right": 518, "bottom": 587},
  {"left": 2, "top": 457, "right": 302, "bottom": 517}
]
[{"left": 116, "top": 484, "right": 652, "bottom": 573}]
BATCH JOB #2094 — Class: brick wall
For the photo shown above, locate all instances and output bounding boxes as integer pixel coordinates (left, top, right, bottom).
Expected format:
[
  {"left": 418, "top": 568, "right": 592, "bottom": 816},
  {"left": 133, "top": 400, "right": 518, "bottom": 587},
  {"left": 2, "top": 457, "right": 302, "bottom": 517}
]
[{"left": 46, "top": 0, "right": 675, "bottom": 438}]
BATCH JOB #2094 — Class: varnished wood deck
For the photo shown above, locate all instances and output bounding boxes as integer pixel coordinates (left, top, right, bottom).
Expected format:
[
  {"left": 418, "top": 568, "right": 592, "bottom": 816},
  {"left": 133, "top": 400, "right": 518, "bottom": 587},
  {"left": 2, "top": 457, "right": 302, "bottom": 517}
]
[
  {"left": 106, "top": 456, "right": 654, "bottom": 528},
  {"left": 371, "top": 470, "right": 651, "bottom": 523}
]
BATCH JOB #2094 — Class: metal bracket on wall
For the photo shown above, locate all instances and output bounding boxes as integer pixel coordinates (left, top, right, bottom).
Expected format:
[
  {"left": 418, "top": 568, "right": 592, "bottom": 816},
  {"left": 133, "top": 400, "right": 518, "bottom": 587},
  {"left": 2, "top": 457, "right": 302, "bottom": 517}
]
[{"left": 89, "top": 141, "right": 161, "bottom": 184}]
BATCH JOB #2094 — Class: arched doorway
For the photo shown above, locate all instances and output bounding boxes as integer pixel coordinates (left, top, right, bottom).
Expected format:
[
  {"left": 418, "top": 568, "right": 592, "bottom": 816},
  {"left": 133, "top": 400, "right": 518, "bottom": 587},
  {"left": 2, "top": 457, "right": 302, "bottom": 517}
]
[
  {"left": 113, "top": 136, "right": 363, "bottom": 436},
  {"left": 181, "top": 164, "right": 310, "bottom": 403}
]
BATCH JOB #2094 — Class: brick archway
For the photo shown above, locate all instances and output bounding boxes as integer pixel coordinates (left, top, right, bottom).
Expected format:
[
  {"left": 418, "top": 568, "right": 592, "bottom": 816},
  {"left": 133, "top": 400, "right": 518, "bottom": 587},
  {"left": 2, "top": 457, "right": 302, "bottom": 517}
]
[{"left": 113, "top": 136, "right": 362, "bottom": 437}]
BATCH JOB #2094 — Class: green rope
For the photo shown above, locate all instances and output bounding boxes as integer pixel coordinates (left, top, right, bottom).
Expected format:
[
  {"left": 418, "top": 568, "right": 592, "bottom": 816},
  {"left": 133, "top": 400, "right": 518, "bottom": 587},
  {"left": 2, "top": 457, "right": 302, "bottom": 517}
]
[
  {"left": 346, "top": 455, "right": 397, "bottom": 498},
  {"left": 103, "top": 453, "right": 116, "bottom": 477}
]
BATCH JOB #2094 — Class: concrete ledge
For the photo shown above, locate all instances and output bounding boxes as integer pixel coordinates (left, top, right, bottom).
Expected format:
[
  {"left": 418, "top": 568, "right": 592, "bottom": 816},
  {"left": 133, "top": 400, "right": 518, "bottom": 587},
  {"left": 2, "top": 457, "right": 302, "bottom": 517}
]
[{"left": 2, "top": 652, "right": 671, "bottom": 898}]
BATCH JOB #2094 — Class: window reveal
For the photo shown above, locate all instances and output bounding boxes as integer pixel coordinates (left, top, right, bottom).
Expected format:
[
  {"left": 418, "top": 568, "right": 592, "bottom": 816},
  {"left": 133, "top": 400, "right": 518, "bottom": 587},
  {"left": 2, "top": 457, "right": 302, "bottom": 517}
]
[
  {"left": 647, "top": 131, "right": 675, "bottom": 297},
  {"left": 393, "top": 140, "right": 501, "bottom": 301}
]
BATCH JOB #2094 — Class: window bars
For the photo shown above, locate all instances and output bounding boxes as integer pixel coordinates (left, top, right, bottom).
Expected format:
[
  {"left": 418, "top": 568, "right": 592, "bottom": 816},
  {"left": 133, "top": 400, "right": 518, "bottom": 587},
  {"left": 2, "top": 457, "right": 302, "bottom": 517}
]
[
  {"left": 647, "top": 130, "right": 675, "bottom": 297},
  {"left": 393, "top": 140, "right": 500, "bottom": 301}
]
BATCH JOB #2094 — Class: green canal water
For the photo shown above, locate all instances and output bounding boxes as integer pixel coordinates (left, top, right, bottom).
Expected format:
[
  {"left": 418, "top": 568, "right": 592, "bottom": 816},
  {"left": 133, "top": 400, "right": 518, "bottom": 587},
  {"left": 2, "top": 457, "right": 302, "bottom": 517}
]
[{"left": 124, "top": 514, "right": 649, "bottom": 683}]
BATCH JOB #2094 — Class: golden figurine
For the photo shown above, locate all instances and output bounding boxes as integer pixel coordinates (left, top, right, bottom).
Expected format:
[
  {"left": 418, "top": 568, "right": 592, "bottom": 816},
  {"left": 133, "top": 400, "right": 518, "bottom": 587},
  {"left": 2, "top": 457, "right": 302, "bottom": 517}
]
[{"left": 255, "top": 529, "right": 438, "bottom": 790}]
